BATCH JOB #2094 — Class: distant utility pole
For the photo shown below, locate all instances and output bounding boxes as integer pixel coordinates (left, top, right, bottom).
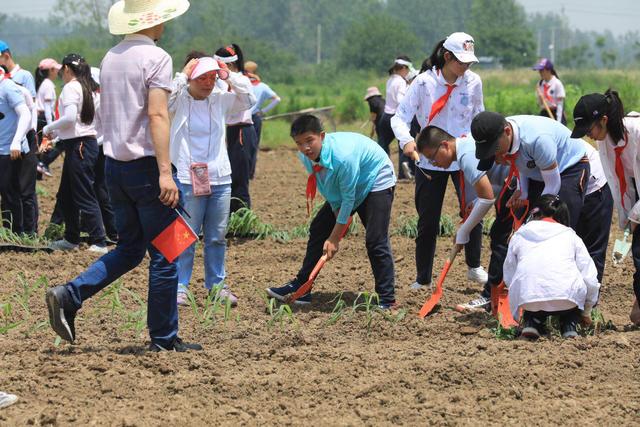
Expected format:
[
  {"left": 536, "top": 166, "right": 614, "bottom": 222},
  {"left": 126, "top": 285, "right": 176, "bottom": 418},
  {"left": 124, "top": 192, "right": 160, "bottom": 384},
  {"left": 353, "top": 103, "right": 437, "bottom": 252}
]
[
  {"left": 316, "top": 24, "right": 322, "bottom": 65},
  {"left": 550, "top": 27, "right": 556, "bottom": 63}
]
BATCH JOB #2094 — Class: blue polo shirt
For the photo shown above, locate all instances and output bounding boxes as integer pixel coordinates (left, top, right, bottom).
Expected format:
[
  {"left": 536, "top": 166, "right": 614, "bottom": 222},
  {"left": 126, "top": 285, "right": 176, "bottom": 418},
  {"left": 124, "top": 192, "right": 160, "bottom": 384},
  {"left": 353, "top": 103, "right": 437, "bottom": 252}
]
[
  {"left": 298, "top": 132, "right": 395, "bottom": 224},
  {"left": 250, "top": 82, "right": 276, "bottom": 115},
  {"left": 507, "top": 115, "right": 586, "bottom": 181},
  {"left": 0, "top": 78, "right": 26, "bottom": 155},
  {"left": 10, "top": 66, "right": 36, "bottom": 99},
  {"left": 456, "top": 136, "right": 510, "bottom": 201}
]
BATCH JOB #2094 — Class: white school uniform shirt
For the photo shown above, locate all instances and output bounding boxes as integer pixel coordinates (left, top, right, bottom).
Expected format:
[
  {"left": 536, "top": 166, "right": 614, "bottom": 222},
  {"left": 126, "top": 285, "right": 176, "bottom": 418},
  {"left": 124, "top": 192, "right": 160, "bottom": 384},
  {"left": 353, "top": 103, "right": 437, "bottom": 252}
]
[
  {"left": 503, "top": 219, "right": 600, "bottom": 320},
  {"left": 55, "top": 80, "right": 97, "bottom": 140},
  {"left": 595, "top": 114, "right": 640, "bottom": 229},
  {"left": 391, "top": 67, "right": 484, "bottom": 171},
  {"left": 223, "top": 73, "right": 255, "bottom": 126},
  {"left": 536, "top": 76, "right": 565, "bottom": 110},
  {"left": 36, "top": 78, "right": 57, "bottom": 118},
  {"left": 582, "top": 140, "right": 607, "bottom": 195},
  {"left": 383, "top": 74, "right": 407, "bottom": 115},
  {"left": 16, "top": 85, "right": 37, "bottom": 132},
  {"left": 169, "top": 71, "right": 256, "bottom": 186}
]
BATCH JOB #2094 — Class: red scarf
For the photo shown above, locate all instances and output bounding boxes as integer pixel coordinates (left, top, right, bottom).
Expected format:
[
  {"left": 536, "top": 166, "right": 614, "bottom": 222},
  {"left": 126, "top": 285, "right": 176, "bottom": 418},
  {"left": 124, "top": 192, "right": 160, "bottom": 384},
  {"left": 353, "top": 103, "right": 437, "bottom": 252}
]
[
  {"left": 306, "top": 164, "right": 323, "bottom": 216},
  {"left": 428, "top": 83, "right": 456, "bottom": 123},
  {"left": 614, "top": 133, "right": 629, "bottom": 209},
  {"left": 540, "top": 217, "right": 558, "bottom": 224}
]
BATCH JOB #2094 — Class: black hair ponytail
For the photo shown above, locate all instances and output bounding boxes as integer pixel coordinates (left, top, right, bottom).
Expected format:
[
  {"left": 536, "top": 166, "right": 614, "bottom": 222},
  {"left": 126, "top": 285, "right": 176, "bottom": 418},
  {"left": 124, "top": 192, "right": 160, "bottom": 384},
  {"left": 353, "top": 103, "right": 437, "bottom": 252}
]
[
  {"left": 529, "top": 194, "right": 570, "bottom": 226},
  {"left": 62, "top": 54, "right": 95, "bottom": 125},
  {"left": 423, "top": 39, "right": 447, "bottom": 71},
  {"left": 35, "top": 67, "right": 49, "bottom": 92},
  {"left": 604, "top": 89, "right": 627, "bottom": 143},
  {"left": 214, "top": 44, "right": 245, "bottom": 73}
]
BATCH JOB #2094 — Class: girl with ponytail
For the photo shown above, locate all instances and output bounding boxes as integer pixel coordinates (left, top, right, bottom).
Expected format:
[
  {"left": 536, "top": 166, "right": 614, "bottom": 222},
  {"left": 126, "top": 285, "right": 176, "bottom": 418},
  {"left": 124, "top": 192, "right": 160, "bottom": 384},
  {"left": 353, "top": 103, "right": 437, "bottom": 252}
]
[
  {"left": 43, "top": 53, "right": 106, "bottom": 253},
  {"left": 504, "top": 195, "right": 600, "bottom": 340},
  {"left": 572, "top": 90, "right": 640, "bottom": 324}
]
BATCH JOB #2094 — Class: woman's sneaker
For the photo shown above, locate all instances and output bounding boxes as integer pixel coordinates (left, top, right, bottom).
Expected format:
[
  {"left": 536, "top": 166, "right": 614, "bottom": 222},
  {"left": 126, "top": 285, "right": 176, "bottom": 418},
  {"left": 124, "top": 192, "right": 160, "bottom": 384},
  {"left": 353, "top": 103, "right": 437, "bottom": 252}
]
[
  {"left": 467, "top": 266, "right": 489, "bottom": 284},
  {"left": 212, "top": 287, "right": 238, "bottom": 307},
  {"left": 561, "top": 318, "right": 579, "bottom": 339},
  {"left": 148, "top": 337, "right": 203, "bottom": 352},
  {"left": 520, "top": 314, "right": 546, "bottom": 340},
  {"left": 88, "top": 244, "right": 108, "bottom": 255}
]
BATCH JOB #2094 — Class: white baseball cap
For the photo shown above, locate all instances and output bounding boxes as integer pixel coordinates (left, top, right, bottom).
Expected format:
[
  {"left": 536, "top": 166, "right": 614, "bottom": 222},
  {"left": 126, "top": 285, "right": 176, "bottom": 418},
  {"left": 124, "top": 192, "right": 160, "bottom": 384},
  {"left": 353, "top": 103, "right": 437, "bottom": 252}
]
[{"left": 443, "top": 32, "right": 478, "bottom": 64}]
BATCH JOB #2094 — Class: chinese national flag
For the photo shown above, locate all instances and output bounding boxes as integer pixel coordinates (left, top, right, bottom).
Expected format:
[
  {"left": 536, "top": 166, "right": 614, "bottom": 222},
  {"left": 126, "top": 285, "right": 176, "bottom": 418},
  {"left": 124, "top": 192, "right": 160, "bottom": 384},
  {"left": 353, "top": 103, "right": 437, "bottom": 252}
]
[{"left": 151, "top": 214, "right": 197, "bottom": 263}]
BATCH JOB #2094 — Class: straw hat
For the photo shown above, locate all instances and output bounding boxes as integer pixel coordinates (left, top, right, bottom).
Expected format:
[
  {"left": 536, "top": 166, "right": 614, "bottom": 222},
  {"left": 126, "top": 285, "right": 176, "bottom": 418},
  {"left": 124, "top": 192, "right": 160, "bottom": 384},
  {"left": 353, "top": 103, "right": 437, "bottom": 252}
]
[
  {"left": 108, "top": 0, "right": 190, "bottom": 35},
  {"left": 363, "top": 86, "right": 381, "bottom": 101},
  {"left": 245, "top": 61, "right": 258, "bottom": 73}
]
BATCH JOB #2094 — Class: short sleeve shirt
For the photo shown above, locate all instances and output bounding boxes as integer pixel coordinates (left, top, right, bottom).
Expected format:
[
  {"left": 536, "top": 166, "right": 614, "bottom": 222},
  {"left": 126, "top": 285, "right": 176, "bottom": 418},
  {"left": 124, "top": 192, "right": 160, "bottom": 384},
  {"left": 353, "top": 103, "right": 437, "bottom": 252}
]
[
  {"left": 10, "top": 66, "right": 36, "bottom": 98},
  {"left": 100, "top": 34, "right": 173, "bottom": 161},
  {"left": 0, "top": 78, "right": 26, "bottom": 154},
  {"left": 367, "top": 95, "right": 385, "bottom": 126},
  {"left": 508, "top": 115, "right": 586, "bottom": 181},
  {"left": 36, "top": 78, "right": 57, "bottom": 113},
  {"left": 456, "top": 136, "right": 510, "bottom": 199}
]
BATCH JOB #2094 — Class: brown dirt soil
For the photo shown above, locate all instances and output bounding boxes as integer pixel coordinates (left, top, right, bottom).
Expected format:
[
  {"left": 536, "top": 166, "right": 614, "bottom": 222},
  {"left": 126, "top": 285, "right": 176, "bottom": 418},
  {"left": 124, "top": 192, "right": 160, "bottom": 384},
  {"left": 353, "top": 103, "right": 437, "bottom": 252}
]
[{"left": 1, "top": 144, "right": 640, "bottom": 426}]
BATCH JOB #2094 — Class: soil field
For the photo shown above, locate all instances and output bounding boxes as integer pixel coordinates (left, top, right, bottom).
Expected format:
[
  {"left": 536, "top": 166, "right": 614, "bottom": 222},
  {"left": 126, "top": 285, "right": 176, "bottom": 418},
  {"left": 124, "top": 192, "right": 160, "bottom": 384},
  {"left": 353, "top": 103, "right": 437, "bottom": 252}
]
[{"left": 1, "top": 144, "right": 639, "bottom": 426}]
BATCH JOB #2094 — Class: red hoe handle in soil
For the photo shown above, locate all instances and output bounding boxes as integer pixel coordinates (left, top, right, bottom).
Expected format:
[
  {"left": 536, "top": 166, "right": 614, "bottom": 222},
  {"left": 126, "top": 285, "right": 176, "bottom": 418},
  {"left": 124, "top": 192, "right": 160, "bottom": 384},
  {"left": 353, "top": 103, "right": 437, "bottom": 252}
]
[
  {"left": 418, "top": 244, "right": 462, "bottom": 318},
  {"left": 286, "top": 216, "right": 353, "bottom": 304}
]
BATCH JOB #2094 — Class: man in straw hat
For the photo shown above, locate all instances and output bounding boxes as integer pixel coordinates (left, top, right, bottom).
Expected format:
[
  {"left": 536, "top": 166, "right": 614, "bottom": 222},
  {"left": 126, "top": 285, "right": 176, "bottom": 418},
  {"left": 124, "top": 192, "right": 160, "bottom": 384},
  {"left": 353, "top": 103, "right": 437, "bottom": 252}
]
[{"left": 45, "top": 0, "right": 202, "bottom": 352}]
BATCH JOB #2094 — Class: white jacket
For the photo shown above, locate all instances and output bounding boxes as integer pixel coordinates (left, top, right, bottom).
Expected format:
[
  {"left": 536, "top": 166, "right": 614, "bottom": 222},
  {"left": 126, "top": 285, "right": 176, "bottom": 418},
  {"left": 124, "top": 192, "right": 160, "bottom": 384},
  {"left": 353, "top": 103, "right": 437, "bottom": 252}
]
[
  {"left": 595, "top": 114, "right": 640, "bottom": 229},
  {"left": 503, "top": 219, "right": 600, "bottom": 319},
  {"left": 169, "top": 71, "right": 256, "bottom": 184}
]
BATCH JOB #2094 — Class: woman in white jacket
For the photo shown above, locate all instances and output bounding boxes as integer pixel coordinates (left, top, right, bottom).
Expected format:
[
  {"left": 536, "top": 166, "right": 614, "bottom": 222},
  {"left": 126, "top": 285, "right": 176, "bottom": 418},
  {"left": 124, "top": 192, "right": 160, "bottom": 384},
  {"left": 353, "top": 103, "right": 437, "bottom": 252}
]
[
  {"left": 504, "top": 195, "right": 600, "bottom": 339},
  {"left": 571, "top": 90, "right": 640, "bottom": 324},
  {"left": 169, "top": 54, "right": 255, "bottom": 306}
]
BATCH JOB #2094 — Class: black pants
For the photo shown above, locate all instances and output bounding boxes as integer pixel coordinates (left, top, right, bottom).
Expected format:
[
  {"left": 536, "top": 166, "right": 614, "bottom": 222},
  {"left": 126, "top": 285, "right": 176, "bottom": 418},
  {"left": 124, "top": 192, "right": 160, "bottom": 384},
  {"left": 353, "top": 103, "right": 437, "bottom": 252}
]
[
  {"left": 631, "top": 226, "right": 640, "bottom": 302},
  {"left": 57, "top": 136, "right": 105, "bottom": 244},
  {"left": 415, "top": 168, "right": 483, "bottom": 285},
  {"left": 481, "top": 183, "right": 516, "bottom": 298},
  {"left": 0, "top": 156, "right": 23, "bottom": 233},
  {"left": 522, "top": 307, "right": 579, "bottom": 328},
  {"left": 377, "top": 113, "right": 413, "bottom": 179},
  {"left": 539, "top": 108, "right": 567, "bottom": 126},
  {"left": 94, "top": 146, "right": 117, "bottom": 240},
  {"left": 251, "top": 113, "right": 263, "bottom": 179},
  {"left": 294, "top": 189, "right": 396, "bottom": 304},
  {"left": 227, "top": 124, "right": 256, "bottom": 212},
  {"left": 576, "top": 184, "right": 613, "bottom": 283},
  {"left": 527, "top": 160, "right": 590, "bottom": 230}
]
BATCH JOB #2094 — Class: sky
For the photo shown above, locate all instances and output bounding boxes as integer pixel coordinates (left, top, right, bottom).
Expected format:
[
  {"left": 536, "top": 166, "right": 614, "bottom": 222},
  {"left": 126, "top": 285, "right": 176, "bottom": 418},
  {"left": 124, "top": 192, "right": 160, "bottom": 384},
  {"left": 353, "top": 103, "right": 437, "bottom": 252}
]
[{"left": 3, "top": 0, "right": 640, "bottom": 36}]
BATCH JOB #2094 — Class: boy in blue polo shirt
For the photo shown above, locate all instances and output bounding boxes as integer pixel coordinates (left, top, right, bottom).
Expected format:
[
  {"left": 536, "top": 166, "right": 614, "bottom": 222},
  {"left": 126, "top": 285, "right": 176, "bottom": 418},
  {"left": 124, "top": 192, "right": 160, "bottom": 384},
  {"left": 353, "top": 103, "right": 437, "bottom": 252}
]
[
  {"left": 0, "top": 40, "right": 36, "bottom": 99},
  {"left": 417, "top": 125, "right": 513, "bottom": 312},
  {"left": 267, "top": 114, "right": 397, "bottom": 307},
  {"left": 473, "top": 112, "right": 589, "bottom": 229}
]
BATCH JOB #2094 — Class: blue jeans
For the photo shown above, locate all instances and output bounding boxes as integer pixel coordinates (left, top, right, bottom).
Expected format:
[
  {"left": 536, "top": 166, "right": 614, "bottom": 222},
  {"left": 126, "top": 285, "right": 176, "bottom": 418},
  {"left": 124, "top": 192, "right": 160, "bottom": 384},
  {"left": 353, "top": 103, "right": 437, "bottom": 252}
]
[
  {"left": 65, "top": 156, "right": 179, "bottom": 347},
  {"left": 176, "top": 182, "right": 231, "bottom": 292}
]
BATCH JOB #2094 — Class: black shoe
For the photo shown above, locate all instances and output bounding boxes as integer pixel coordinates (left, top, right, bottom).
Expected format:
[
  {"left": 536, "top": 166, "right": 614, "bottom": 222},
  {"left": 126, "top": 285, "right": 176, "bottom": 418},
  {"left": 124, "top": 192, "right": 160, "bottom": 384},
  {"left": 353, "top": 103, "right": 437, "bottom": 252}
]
[
  {"left": 46, "top": 286, "right": 77, "bottom": 343},
  {"left": 148, "top": 337, "right": 203, "bottom": 352},
  {"left": 520, "top": 312, "right": 546, "bottom": 340},
  {"left": 265, "top": 279, "right": 311, "bottom": 305},
  {"left": 560, "top": 318, "right": 578, "bottom": 339}
]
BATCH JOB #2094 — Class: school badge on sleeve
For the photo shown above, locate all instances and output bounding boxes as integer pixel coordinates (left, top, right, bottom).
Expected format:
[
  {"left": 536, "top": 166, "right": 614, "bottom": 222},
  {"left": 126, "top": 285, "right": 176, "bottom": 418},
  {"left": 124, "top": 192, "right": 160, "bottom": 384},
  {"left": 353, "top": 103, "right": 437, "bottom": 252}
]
[{"left": 151, "top": 213, "right": 197, "bottom": 263}]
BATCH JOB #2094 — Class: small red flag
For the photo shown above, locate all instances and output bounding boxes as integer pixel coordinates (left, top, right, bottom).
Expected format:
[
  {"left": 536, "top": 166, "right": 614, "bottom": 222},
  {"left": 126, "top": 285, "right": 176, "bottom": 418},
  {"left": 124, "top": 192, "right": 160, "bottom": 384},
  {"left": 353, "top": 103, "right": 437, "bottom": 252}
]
[{"left": 151, "top": 214, "right": 197, "bottom": 263}]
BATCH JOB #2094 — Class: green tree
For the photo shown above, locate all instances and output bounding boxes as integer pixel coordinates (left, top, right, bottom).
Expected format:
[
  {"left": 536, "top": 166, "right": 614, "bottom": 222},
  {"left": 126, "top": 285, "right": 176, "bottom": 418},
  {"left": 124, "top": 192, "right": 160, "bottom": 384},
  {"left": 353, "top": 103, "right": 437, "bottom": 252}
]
[
  {"left": 338, "top": 13, "right": 421, "bottom": 71},
  {"left": 467, "top": 0, "right": 535, "bottom": 67}
]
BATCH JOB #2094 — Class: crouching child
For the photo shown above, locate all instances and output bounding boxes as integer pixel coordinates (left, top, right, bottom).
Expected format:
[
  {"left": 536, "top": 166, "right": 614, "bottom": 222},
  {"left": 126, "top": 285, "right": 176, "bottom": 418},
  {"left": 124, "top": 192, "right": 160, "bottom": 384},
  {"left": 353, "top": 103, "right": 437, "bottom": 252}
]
[
  {"left": 503, "top": 195, "right": 600, "bottom": 339},
  {"left": 266, "top": 114, "right": 397, "bottom": 308}
]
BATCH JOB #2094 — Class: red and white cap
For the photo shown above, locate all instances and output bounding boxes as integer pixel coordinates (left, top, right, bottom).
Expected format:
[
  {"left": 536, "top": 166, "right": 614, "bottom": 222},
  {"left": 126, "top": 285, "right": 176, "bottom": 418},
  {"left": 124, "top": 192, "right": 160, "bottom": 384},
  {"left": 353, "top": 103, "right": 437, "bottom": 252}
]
[
  {"left": 443, "top": 32, "right": 478, "bottom": 64},
  {"left": 190, "top": 57, "right": 229, "bottom": 80},
  {"left": 38, "top": 58, "right": 62, "bottom": 71}
]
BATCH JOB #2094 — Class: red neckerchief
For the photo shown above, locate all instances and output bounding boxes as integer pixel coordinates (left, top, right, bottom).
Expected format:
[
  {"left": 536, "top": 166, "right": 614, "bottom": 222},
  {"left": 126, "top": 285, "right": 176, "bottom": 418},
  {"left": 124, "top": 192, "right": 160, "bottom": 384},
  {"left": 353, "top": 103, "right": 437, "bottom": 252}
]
[
  {"left": 497, "top": 152, "right": 520, "bottom": 214},
  {"left": 614, "top": 133, "right": 629, "bottom": 209},
  {"left": 540, "top": 217, "right": 558, "bottom": 224},
  {"left": 246, "top": 72, "right": 261, "bottom": 86},
  {"left": 542, "top": 82, "right": 555, "bottom": 106},
  {"left": 305, "top": 164, "right": 323, "bottom": 216},
  {"left": 428, "top": 83, "right": 456, "bottom": 123}
]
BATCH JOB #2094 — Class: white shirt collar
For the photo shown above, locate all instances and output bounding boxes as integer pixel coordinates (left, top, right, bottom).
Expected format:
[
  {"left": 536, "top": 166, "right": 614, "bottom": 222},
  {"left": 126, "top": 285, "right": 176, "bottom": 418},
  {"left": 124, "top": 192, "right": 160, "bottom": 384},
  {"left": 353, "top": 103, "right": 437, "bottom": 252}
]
[
  {"left": 10, "top": 64, "right": 21, "bottom": 74},
  {"left": 506, "top": 118, "right": 520, "bottom": 154},
  {"left": 124, "top": 34, "right": 156, "bottom": 45},
  {"left": 434, "top": 67, "right": 465, "bottom": 86}
]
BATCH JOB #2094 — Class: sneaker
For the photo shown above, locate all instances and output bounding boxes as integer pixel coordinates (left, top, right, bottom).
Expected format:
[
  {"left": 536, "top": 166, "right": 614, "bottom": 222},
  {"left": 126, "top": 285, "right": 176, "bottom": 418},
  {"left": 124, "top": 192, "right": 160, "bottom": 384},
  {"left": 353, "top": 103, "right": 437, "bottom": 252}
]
[
  {"left": 177, "top": 292, "right": 189, "bottom": 306},
  {"left": 378, "top": 301, "right": 398, "bottom": 310},
  {"left": 88, "top": 244, "right": 108, "bottom": 255},
  {"left": 455, "top": 295, "right": 491, "bottom": 313},
  {"left": 49, "top": 239, "right": 79, "bottom": 251},
  {"left": 148, "top": 337, "right": 203, "bottom": 352},
  {"left": 212, "top": 287, "right": 238, "bottom": 307},
  {"left": 467, "top": 266, "right": 488, "bottom": 284},
  {"left": 0, "top": 391, "right": 18, "bottom": 409},
  {"left": 561, "top": 318, "right": 579, "bottom": 339},
  {"left": 45, "top": 285, "right": 77, "bottom": 343},
  {"left": 37, "top": 162, "right": 53, "bottom": 177},
  {"left": 266, "top": 280, "right": 312, "bottom": 305},
  {"left": 409, "top": 281, "right": 430, "bottom": 290},
  {"left": 520, "top": 314, "right": 545, "bottom": 340}
]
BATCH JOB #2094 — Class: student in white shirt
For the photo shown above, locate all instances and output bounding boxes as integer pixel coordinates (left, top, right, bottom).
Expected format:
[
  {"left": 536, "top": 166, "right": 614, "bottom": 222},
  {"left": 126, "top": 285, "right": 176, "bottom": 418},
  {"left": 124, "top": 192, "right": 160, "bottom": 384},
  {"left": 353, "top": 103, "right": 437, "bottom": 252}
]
[
  {"left": 43, "top": 54, "right": 106, "bottom": 253},
  {"left": 35, "top": 58, "right": 62, "bottom": 178},
  {"left": 571, "top": 90, "right": 640, "bottom": 324},
  {"left": 504, "top": 195, "right": 600, "bottom": 339},
  {"left": 214, "top": 44, "right": 257, "bottom": 213},
  {"left": 391, "top": 32, "right": 487, "bottom": 291},
  {"left": 169, "top": 53, "right": 255, "bottom": 307},
  {"left": 378, "top": 55, "right": 414, "bottom": 179},
  {"left": 533, "top": 58, "right": 566, "bottom": 124}
]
